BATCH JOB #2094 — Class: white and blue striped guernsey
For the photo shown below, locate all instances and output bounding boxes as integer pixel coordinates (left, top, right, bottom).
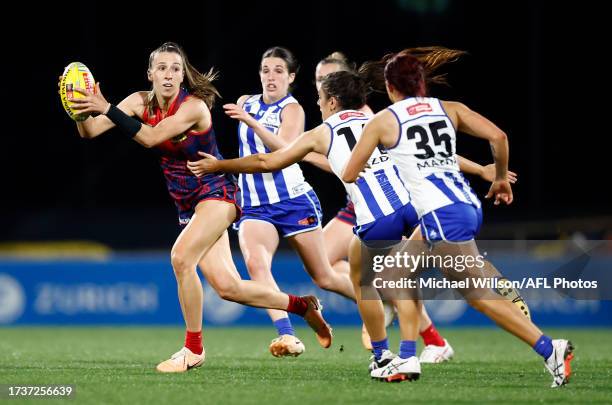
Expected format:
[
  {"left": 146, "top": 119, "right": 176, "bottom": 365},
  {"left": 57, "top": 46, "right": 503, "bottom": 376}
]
[
  {"left": 386, "top": 97, "right": 481, "bottom": 218},
  {"left": 238, "top": 94, "right": 312, "bottom": 207},
  {"left": 325, "top": 110, "right": 411, "bottom": 226}
]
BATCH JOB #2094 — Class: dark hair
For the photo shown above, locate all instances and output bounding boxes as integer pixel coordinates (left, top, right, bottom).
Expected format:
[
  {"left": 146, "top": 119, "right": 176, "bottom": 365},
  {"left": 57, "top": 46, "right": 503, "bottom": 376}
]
[
  {"left": 321, "top": 71, "right": 367, "bottom": 111},
  {"left": 260, "top": 46, "right": 300, "bottom": 75},
  {"left": 147, "top": 42, "right": 220, "bottom": 110},
  {"left": 359, "top": 46, "right": 466, "bottom": 97},
  {"left": 317, "top": 51, "right": 356, "bottom": 73}
]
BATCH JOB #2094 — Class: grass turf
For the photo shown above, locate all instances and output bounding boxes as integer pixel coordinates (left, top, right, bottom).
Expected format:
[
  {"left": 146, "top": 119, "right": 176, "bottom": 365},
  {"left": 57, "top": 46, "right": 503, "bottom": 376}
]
[{"left": 0, "top": 327, "right": 610, "bottom": 404}]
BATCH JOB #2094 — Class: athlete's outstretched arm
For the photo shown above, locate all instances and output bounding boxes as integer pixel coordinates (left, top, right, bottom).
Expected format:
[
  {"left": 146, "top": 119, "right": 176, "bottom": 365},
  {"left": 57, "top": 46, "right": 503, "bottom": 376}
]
[
  {"left": 70, "top": 85, "right": 209, "bottom": 148},
  {"left": 342, "top": 110, "right": 398, "bottom": 183},
  {"left": 187, "top": 125, "right": 329, "bottom": 177},
  {"left": 303, "top": 152, "right": 332, "bottom": 172},
  {"left": 224, "top": 98, "right": 305, "bottom": 151},
  {"left": 444, "top": 101, "right": 512, "bottom": 204},
  {"left": 457, "top": 155, "right": 517, "bottom": 183}
]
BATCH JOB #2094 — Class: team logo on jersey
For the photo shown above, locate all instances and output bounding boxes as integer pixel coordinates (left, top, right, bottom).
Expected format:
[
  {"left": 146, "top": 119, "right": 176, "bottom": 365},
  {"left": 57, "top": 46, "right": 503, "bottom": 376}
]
[
  {"left": 261, "top": 112, "right": 280, "bottom": 128},
  {"left": 298, "top": 216, "right": 317, "bottom": 226},
  {"left": 339, "top": 111, "right": 365, "bottom": 120},
  {"left": 407, "top": 103, "right": 433, "bottom": 115}
]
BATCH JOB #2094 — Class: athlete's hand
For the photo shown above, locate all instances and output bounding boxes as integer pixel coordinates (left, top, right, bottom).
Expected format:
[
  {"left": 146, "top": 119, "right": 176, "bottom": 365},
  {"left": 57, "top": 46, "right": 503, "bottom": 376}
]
[
  {"left": 485, "top": 179, "right": 513, "bottom": 205},
  {"left": 481, "top": 164, "right": 517, "bottom": 184},
  {"left": 223, "top": 103, "right": 257, "bottom": 127},
  {"left": 187, "top": 151, "right": 219, "bottom": 177},
  {"left": 69, "top": 83, "right": 109, "bottom": 114},
  {"left": 356, "top": 162, "right": 371, "bottom": 181}
]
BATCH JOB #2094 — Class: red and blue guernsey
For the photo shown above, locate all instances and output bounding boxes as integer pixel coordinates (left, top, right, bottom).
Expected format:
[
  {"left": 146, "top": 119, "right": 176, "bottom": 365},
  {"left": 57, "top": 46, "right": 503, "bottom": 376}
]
[{"left": 142, "top": 88, "right": 240, "bottom": 226}]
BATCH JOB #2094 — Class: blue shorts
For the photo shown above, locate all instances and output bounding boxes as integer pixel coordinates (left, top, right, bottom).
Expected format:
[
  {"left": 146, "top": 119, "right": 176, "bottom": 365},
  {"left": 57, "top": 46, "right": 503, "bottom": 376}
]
[
  {"left": 420, "top": 203, "right": 483, "bottom": 242},
  {"left": 233, "top": 190, "right": 323, "bottom": 238},
  {"left": 354, "top": 203, "right": 419, "bottom": 247}
]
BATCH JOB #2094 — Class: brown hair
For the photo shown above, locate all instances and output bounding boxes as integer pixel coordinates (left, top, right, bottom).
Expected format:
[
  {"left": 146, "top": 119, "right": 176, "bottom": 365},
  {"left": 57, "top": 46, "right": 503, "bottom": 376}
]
[
  {"left": 147, "top": 42, "right": 220, "bottom": 110},
  {"left": 261, "top": 46, "right": 300, "bottom": 74},
  {"left": 359, "top": 46, "right": 466, "bottom": 97},
  {"left": 320, "top": 70, "right": 367, "bottom": 111}
]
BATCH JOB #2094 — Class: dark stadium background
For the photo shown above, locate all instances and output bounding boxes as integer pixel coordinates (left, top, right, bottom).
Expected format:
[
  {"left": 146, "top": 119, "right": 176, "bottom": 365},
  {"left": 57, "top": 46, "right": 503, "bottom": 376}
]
[{"left": 1, "top": 0, "right": 606, "bottom": 250}]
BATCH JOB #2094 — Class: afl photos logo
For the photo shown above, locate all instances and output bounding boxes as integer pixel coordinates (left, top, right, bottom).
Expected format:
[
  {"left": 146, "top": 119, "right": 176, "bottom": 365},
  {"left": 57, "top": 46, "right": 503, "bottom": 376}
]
[{"left": 0, "top": 274, "right": 25, "bottom": 323}]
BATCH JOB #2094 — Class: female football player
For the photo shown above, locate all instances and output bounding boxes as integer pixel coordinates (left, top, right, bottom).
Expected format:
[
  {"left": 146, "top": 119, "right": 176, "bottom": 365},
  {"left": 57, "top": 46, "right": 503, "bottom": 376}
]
[
  {"left": 219, "top": 47, "right": 355, "bottom": 358},
  {"left": 63, "top": 42, "right": 332, "bottom": 372}
]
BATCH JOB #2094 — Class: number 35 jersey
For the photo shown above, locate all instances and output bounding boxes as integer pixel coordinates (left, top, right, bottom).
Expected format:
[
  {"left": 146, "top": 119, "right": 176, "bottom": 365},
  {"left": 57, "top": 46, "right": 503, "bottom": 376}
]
[
  {"left": 325, "top": 110, "right": 411, "bottom": 226},
  {"left": 386, "top": 97, "right": 481, "bottom": 218}
]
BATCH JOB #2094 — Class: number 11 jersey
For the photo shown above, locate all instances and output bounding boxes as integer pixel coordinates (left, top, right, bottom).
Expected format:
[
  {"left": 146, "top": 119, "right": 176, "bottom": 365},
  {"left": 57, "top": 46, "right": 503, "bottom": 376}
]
[{"left": 325, "top": 110, "right": 411, "bottom": 226}]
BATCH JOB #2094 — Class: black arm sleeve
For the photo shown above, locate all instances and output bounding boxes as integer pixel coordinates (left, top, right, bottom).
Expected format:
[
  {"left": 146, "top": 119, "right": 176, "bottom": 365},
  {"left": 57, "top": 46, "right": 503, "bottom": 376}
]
[{"left": 105, "top": 104, "right": 142, "bottom": 138}]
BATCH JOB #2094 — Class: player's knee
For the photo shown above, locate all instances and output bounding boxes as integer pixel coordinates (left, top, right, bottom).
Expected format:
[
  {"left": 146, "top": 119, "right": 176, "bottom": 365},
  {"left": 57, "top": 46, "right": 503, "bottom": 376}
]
[
  {"left": 170, "top": 250, "right": 196, "bottom": 276},
  {"left": 245, "top": 257, "right": 271, "bottom": 279},
  {"left": 313, "top": 274, "right": 336, "bottom": 291},
  {"left": 215, "top": 280, "right": 240, "bottom": 301}
]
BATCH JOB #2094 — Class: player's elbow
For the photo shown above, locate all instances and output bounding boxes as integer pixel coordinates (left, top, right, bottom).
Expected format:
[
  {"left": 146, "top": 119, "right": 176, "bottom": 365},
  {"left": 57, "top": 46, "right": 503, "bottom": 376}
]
[
  {"left": 491, "top": 130, "right": 507, "bottom": 144},
  {"left": 341, "top": 170, "right": 357, "bottom": 183},
  {"left": 258, "top": 154, "right": 278, "bottom": 173}
]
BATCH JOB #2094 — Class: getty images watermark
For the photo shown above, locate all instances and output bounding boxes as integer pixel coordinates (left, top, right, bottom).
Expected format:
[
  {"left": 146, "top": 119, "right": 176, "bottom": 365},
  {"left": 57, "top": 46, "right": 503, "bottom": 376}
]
[{"left": 359, "top": 239, "right": 609, "bottom": 301}]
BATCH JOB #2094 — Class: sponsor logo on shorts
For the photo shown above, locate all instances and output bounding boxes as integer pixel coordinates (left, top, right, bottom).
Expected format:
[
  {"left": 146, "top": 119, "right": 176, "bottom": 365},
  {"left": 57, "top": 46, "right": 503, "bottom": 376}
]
[
  {"left": 292, "top": 184, "right": 306, "bottom": 195},
  {"left": 298, "top": 216, "right": 317, "bottom": 226},
  {"left": 407, "top": 103, "right": 432, "bottom": 115}
]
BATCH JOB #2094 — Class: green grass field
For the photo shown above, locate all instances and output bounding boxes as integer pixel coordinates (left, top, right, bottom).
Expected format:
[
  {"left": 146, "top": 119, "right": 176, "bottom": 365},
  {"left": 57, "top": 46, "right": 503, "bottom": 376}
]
[{"left": 0, "top": 327, "right": 610, "bottom": 404}]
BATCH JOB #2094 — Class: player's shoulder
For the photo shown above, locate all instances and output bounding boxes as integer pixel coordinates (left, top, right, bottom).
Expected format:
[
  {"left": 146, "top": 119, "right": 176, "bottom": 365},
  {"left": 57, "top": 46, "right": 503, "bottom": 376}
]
[
  {"left": 120, "top": 91, "right": 149, "bottom": 116},
  {"left": 125, "top": 91, "right": 149, "bottom": 105},
  {"left": 373, "top": 107, "right": 397, "bottom": 123},
  {"left": 237, "top": 94, "right": 251, "bottom": 106},
  {"left": 439, "top": 99, "right": 468, "bottom": 125},
  {"left": 440, "top": 100, "right": 468, "bottom": 113},
  {"left": 280, "top": 101, "right": 304, "bottom": 121}
]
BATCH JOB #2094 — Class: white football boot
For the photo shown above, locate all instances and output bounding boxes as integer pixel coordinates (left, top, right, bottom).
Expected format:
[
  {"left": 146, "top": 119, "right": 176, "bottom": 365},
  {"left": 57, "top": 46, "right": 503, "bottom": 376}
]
[
  {"left": 156, "top": 347, "right": 205, "bottom": 373},
  {"left": 419, "top": 338, "right": 454, "bottom": 363},
  {"left": 269, "top": 334, "right": 306, "bottom": 357},
  {"left": 368, "top": 349, "right": 396, "bottom": 373},
  {"left": 544, "top": 339, "right": 574, "bottom": 388},
  {"left": 370, "top": 355, "right": 421, "bottom": 382}
]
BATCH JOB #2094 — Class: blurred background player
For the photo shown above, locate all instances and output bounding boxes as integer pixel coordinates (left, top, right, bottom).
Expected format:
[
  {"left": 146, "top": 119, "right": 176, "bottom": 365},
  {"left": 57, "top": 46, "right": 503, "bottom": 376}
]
[
  {"left": 64, "top": 42, "right": 332, "bottom": 372},
  {"left": 342, "top": 47, "right": 573, "bottom": 387},
  {"left": 221, "top": 46, "right": 355, "bottom": 357}
]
